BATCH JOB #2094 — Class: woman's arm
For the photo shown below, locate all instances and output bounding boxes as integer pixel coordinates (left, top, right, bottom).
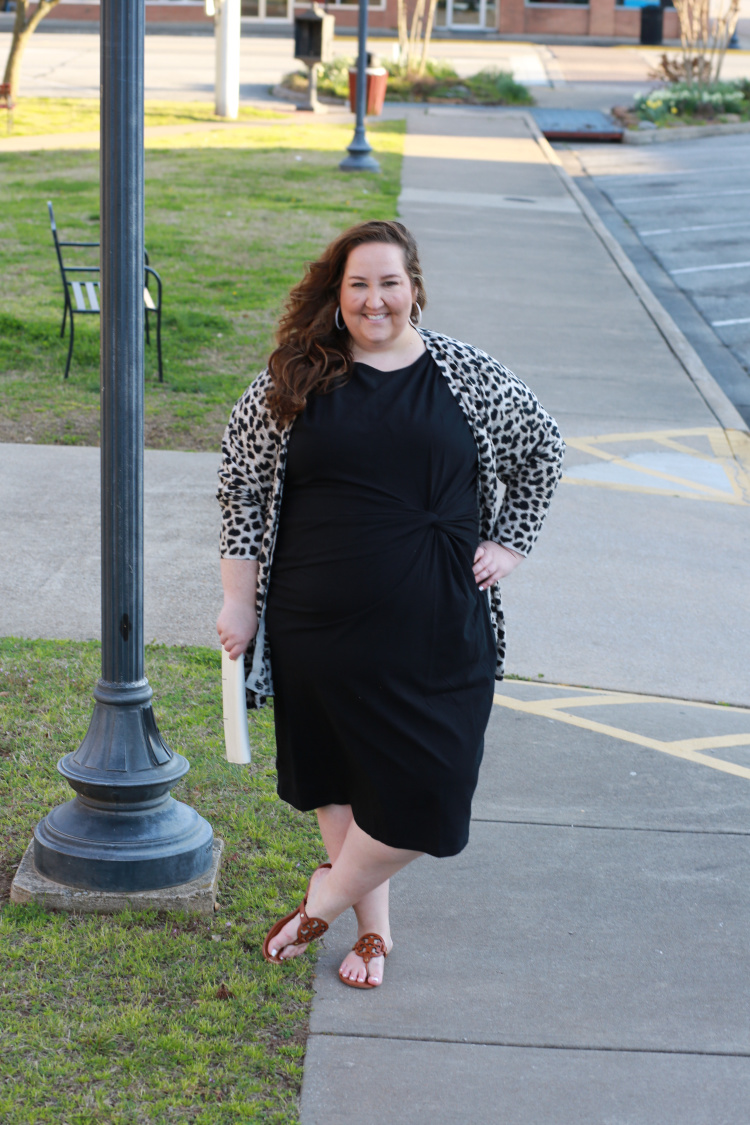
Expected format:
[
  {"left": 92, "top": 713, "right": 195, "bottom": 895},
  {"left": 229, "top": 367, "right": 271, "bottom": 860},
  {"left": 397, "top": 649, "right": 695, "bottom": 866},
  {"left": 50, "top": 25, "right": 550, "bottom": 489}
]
[
  {"left": 217, "top": 558, "right": 259, "bottom": 660},
  {"left": 217, "top": 369, "right": 282, "bottom": 560},
  {"left": 217, "top": 370, "right": 281, "bottom": 659},
  {"left": 483, "top": 364, "right": 565, "bottom": 557}
]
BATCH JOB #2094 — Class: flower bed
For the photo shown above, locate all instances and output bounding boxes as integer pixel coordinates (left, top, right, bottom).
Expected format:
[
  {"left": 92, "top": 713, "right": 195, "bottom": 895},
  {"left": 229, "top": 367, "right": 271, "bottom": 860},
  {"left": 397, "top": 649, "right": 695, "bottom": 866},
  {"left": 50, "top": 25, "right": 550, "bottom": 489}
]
[
  {"left": 281, "top": 59, "right": 533, "bottom": 107},
  {"left": 616, "top": 80, "right": 750, "bottom": 129}
]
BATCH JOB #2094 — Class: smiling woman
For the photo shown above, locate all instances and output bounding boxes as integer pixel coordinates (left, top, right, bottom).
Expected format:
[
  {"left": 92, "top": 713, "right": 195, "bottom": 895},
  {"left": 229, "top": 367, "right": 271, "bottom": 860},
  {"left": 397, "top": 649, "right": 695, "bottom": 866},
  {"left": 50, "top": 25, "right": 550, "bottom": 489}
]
[
  {"left": 215, "top": 219, "right": 564, "bottom": 992},
  {"left": 338, "top": 242, "right": 424, "bottom": 363}
]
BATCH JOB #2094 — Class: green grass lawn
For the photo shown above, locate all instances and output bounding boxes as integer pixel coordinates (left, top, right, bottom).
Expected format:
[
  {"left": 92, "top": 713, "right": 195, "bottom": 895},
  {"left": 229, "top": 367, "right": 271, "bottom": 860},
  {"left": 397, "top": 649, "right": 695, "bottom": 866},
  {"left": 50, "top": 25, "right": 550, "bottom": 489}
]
[
  {"left": 1, "top": 109, "right": 404, "bottom": 450},
  {"left": 6, "top": 97, "right": 284, "bottom": 136},
  {"left": 1, "top": 637, "right": 326, "bottom": 1123}
]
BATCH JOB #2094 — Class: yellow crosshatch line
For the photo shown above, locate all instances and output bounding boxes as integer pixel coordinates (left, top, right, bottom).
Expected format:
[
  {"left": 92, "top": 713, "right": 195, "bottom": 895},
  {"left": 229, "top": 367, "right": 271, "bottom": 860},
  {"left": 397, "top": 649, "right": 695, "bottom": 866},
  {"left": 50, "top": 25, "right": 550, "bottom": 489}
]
[
  {"left": 493, "top": 687, "right": 750, "bottom": 781},
  {"left": 561, "top": 427, "right": 750, "bottom": 505}
]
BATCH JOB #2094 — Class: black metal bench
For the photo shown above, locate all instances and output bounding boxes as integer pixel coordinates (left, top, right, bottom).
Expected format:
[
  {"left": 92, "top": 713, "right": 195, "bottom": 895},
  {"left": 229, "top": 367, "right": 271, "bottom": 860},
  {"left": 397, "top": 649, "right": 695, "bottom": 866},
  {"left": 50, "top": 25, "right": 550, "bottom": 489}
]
[{"left": 48, "top": 200, "right": 164, "bottom": 381}]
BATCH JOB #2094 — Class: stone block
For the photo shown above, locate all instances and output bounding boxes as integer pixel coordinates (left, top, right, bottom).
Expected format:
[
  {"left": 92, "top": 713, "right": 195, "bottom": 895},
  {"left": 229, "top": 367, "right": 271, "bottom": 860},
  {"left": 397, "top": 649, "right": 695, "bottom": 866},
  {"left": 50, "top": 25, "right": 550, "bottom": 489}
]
[{"left": 9, "top": 838, "right": 224, "bottom": 915}]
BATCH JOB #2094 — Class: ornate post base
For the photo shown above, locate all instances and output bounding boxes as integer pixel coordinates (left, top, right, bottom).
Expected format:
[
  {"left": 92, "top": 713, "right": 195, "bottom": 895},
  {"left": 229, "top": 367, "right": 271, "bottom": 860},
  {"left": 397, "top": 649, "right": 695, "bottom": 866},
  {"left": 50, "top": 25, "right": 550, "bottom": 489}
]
[{"left": 33, "top": 681, "right": 213, "bottom": 893}]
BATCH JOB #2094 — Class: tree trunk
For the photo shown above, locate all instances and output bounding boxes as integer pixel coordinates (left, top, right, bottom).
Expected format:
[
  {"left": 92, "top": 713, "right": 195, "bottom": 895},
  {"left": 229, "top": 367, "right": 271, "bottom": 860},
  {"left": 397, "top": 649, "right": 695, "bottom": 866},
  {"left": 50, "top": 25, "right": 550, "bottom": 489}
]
[
  {"left": 418, "top": 0, "right": 439, "bottom": 77},
  {"left": 397, "top": 0, "right": 409, "bottom": 71},
  {"left": 3, "top": 0, "right": 63, "bottom": 99},
  {"left": 709, "top": 0, "right": 740, "bottom": 81},
  {"left": 408, "top": 0, "right": 427, "bottom": 74}
]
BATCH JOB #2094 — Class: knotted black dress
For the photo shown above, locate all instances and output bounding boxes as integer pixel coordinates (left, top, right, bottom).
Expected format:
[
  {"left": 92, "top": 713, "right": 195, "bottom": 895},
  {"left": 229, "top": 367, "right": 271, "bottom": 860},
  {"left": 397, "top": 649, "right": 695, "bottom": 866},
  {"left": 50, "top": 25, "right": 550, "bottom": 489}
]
[{"left": 265, "top": 350, "right": 496, "bottom": 858}]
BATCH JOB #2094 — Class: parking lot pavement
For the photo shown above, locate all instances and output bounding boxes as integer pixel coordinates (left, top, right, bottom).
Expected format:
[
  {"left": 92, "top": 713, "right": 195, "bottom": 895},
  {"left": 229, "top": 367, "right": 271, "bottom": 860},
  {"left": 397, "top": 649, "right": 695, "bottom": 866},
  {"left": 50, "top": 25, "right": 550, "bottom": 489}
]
[
  {"left": 0, "top": 31, "right": 297, "bottom": 102},
  {"left": 0, "top": 29, "right": 553, "bottom": 103},
  {"left": 303, "top": 680, "right": 750, "bottom": 1124},
  {"left": 560, "top": 133, "right": 750, "bottom": 425}
]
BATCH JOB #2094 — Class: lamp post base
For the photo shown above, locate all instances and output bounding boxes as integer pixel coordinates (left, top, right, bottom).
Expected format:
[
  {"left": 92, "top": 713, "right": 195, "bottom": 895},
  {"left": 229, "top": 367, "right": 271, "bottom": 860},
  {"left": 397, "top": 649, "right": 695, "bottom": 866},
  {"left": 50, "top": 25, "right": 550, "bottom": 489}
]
[
  {"left": 32, "top": 684, "right": 214, "bottom": 894},
  {"left": 34, "top": 793, "right": 214, "bottom": 892},
  {"left": 339, "top": 133, "right": 380, "bottom": 173}
]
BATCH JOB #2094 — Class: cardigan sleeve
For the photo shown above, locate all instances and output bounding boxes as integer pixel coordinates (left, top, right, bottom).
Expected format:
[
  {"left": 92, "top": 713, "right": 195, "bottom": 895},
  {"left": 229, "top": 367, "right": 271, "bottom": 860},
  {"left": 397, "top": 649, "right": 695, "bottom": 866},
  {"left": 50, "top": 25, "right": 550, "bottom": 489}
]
[
  {"left": 482, "top": 359, "right": 565, "bottom": 556},
  {"left": 217, "top": 369, "right": 283, "bottom": 559}
]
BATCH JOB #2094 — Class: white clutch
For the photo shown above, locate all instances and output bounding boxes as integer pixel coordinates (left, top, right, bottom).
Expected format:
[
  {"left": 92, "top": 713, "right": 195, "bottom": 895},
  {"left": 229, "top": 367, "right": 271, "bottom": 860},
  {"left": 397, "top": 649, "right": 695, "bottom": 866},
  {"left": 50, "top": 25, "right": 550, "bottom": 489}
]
[{"left": 221, "top": 648, "right": 252, "bottom": 765}]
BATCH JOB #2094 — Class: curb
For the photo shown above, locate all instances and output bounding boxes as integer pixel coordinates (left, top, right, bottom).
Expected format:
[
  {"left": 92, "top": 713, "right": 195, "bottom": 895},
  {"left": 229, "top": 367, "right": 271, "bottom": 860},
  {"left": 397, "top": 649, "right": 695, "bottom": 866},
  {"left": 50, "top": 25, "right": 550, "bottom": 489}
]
[
  {"left": 623, "top": 120, "right": 750, "bottom": 145},
  {"left": 525, "top": 113, "right": 750, "bottom": 438}
]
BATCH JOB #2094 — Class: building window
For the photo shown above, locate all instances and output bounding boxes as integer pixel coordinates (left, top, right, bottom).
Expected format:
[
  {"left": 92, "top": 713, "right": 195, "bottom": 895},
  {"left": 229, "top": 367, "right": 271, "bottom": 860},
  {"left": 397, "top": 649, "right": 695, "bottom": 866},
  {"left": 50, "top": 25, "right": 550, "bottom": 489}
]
[{"left": 241, "top": 0, "right": 292, "bottom": 17}]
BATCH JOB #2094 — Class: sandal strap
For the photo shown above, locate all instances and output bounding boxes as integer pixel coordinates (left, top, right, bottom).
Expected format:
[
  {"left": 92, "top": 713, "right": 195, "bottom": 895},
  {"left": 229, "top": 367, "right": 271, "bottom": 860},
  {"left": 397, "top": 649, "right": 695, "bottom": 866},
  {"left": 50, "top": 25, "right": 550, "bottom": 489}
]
[
  {"left": 352, "top": 933, "right": 388, "bottom": 964},
  {"left": 294, "top": 906, "right": 328, "bottom": 945},
  {"left": 293, "top": 865, "right": 331, "bottom": 946}
]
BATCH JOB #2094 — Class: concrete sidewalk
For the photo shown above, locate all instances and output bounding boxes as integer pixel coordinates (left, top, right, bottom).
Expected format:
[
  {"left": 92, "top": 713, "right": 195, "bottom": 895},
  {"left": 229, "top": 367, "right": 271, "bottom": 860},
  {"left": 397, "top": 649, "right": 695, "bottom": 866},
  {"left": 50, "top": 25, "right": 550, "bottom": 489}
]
[
  {"left": 299, "top": 110, "right": 750, "bottom": 1123},
  {"left": 2, "top": 107, "right": 750, "bottom": 1122}
]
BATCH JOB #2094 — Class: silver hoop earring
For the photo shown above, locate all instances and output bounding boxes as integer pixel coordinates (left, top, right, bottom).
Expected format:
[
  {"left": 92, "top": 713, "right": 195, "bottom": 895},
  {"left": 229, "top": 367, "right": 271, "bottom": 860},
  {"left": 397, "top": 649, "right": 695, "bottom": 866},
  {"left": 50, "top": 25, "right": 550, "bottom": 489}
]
[
  {"left": 335, "top": 306, "right": 345, "bottom": 331},
  {"left": 410, "top": 302, "right": 422, "bottom": 327}
]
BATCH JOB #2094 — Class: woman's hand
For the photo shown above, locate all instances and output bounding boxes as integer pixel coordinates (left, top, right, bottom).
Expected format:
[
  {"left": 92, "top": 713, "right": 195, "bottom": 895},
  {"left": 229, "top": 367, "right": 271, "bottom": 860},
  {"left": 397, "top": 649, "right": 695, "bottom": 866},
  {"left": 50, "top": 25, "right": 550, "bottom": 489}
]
[
  {"left": 218, "top": 558, "right": 261, "bottom": 660},
  {"left": 473, "top": 541, "right": 524, "bottom": 590},
  {"left": 217, "top": 600, "right": 258, "bottom": 661}
]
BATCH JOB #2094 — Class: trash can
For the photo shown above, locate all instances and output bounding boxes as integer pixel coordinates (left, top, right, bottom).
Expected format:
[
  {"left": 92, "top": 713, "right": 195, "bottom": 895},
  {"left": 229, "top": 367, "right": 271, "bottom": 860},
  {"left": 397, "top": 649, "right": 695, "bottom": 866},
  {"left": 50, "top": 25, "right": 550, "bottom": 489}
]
[
  {"left": 640, "top": 4, "right": 663, "bottom": 45},
  {"left": 348, "top": 67, "right": 388, "bottom": 116}
]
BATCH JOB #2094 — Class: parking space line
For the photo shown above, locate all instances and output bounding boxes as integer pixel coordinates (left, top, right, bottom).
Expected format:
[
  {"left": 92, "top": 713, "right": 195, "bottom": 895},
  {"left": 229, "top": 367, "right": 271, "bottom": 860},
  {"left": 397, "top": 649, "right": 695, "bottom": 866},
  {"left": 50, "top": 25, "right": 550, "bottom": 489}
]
[
  {"left": 671, "top": 260, "right": 750, "bottom": 276},
  {"left": 493, "top": 691, "right": 750, "bottom": 781},
  {"left": 668, "top": 734, "right": 750, "bottom": 752},
  {"left": 602, "top": 162, "right": 750, "bottom": 182},
  {"left": 614, "top": 188, "right": 750, "bottom": 205},
  {"left": 562, "top": 427, "right": 750, "bottom": 505},
  {"left": 713, "top": 317, "right": 750, "bottom": 327},
  {"left": 534, "top": 694, "right": 655, "bottom": 709},
  {"left": 642, "top": 221, "right": 750, "bottom": 237}
]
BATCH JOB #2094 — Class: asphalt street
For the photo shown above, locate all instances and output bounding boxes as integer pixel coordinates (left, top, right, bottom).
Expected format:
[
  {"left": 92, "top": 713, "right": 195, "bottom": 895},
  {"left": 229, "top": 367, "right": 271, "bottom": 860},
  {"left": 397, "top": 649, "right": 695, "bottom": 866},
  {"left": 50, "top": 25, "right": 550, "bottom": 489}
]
[
  {"left": 4, "top": 25, "right": 750, "bottom": 111},
  {"left": 0, "top": 29, "right": 554, "bottom": 102},
  {"left": 561, "top": 134, "right": 750, "bottom": 424}
]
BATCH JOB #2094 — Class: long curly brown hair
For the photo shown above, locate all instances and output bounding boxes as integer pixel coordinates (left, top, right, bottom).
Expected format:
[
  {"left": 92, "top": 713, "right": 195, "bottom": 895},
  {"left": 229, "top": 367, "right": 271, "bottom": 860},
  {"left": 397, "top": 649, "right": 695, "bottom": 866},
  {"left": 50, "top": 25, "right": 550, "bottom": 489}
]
[{"left": 266, "top": 220, "right": 427, "bottom": 425}]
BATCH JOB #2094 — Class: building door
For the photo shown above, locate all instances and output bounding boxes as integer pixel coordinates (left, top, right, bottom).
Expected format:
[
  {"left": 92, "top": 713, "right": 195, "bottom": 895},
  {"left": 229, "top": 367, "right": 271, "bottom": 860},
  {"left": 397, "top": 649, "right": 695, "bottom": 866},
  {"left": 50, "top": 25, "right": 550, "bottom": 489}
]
[{"left": 436, "top": 0, "right": 497, "bottom": 30}]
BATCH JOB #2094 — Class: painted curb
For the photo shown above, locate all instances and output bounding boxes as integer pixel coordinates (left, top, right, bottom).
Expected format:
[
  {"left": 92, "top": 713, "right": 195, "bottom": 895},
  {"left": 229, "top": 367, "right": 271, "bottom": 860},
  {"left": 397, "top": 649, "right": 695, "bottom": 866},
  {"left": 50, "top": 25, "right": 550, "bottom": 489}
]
[{"left": 524, "top": 113, "right": 750, "bottom": 438}]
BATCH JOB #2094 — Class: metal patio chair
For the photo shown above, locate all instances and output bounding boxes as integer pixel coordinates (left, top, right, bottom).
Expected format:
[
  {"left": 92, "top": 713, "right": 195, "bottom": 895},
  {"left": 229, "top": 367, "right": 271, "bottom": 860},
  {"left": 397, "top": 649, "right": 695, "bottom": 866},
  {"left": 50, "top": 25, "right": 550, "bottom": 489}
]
[{"left": 48, "top": 201, "right": 164, "bottom": 381}]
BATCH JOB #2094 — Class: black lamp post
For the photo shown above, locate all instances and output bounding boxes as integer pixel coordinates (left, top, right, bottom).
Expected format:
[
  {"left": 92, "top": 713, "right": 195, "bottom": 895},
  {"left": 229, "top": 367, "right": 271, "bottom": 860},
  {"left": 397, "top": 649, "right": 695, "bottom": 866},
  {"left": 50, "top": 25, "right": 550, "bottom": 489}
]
[
  {"left": 340, "top": 0, "right": 380, "bottom": 173},
  {"left": 33, "top": 0, "right": 213, "bottom": 892}
]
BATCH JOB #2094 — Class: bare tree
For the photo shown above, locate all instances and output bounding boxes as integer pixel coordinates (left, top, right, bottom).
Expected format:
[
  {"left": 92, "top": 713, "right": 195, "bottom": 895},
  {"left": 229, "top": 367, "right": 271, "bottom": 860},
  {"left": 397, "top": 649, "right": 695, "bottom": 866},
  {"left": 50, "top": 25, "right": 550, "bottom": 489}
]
[
  {"left": 396, "top": 0, "right": 440, "bottom": 78},
  {"left": 3, "top": 0, "right": 63, "bottom": 99},
  {"left": 672, "top": 0, "right": 741, "bottom": 84}
]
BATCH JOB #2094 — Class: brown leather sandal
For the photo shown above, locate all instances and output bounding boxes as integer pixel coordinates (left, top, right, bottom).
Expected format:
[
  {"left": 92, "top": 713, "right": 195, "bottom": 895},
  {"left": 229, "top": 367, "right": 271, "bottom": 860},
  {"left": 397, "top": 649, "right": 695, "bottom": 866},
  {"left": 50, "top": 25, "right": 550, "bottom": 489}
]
[
  {"left": 338, "top": 932, "right": 391, "bottom": 990},
  {"left": 262, "top": 862, "right": 332, "bottom": 964}
]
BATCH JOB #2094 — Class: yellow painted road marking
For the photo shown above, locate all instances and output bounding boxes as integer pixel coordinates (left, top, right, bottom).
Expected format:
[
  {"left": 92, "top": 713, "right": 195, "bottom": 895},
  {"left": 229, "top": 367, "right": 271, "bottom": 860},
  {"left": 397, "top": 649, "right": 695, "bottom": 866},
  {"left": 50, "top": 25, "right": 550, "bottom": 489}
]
[
  {"left": 528, "top": 693, "right": 657, "bottom": 709},
  {"left": 493, "top": 690, "right": 750, "bottom": 781},
  {"left": 666, "top": 734, "right": 750, "bottom": 753},
  {"left": 562, "top": 426, "right": 750, "bottom": 505},
  {"left": 566, "top": 441, "right": 732, "bottom": 497}
]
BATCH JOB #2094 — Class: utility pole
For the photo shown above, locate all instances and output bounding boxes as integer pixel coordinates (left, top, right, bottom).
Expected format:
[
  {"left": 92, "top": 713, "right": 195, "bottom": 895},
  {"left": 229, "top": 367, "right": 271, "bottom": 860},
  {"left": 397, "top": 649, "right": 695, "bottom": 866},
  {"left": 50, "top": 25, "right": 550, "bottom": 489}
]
[{"left": 213, "top": 0, "right": 241, "bottom": 120}]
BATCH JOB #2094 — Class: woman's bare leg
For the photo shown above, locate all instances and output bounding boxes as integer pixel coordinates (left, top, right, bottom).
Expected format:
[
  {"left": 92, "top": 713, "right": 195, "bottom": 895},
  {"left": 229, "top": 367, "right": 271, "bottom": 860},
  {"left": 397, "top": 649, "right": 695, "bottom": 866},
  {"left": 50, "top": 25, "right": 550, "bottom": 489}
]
[
  {"left": 317, "top": 804, "right": 392, "bottom": 986},
  {"left": 267, "top": 811, "right": 422, "bottom": 981}
]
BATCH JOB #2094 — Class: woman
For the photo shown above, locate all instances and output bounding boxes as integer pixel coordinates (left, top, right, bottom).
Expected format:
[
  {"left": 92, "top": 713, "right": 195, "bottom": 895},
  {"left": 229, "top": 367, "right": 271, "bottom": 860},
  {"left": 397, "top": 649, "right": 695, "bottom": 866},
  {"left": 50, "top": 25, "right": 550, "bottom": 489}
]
[{"left": 217, "top": 220, "right": 564, "bottom": 989}]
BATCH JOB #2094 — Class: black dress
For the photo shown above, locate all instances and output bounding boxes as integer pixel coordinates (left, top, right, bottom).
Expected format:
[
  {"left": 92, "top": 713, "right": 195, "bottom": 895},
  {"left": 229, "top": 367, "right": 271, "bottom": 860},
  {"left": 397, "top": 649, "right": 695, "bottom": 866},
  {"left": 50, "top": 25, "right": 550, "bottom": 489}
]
[{"left": 265, "top": 350, "right": 496, "bottom": 858}]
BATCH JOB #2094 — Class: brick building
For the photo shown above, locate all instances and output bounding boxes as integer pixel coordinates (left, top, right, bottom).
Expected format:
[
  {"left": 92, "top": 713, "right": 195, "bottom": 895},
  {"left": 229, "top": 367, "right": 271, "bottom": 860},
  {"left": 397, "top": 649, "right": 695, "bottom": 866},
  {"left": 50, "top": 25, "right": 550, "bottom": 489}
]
[{"left": 38, "top": 0, "right": 680, "bottom": 40}]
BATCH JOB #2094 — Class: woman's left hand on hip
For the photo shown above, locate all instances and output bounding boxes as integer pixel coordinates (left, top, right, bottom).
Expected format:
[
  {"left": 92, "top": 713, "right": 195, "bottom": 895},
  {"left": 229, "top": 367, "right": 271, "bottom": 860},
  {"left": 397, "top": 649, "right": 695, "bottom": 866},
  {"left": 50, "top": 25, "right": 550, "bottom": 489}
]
[{"left": 472, "top": 541, "right": 524, "bottom": 590}]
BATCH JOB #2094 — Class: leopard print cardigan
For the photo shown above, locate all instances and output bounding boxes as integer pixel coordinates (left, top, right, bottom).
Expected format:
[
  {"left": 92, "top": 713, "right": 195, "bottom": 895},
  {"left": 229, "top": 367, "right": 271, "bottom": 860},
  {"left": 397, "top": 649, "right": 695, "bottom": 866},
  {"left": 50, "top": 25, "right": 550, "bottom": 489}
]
[{"left": 217, "top": 328, "right": 565, "bottom": 707}]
